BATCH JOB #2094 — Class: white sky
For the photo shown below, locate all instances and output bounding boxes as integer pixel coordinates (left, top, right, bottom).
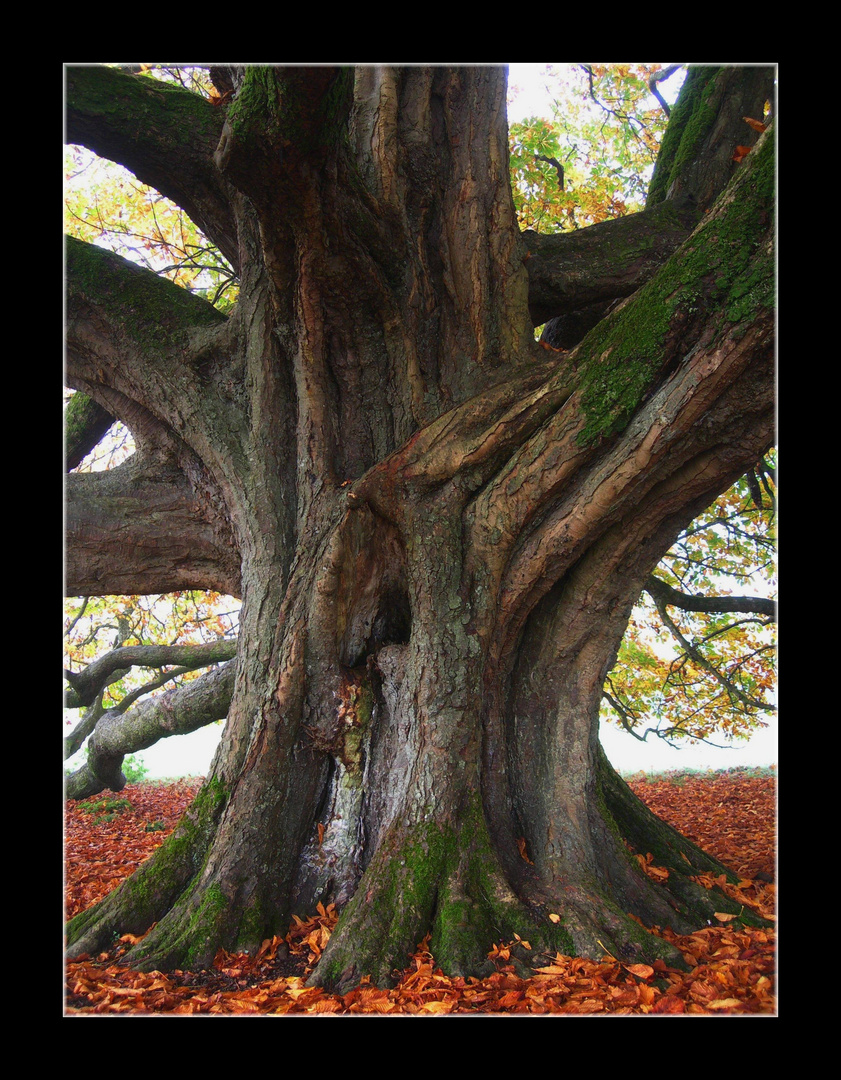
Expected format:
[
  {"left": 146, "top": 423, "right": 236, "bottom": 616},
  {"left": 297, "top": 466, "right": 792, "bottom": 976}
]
[
  {"left": 134, "top": 708, "right": 777, "bottom": 782},
  {"left": 507, "top": 64, "right": 560, "bottom": 122}
]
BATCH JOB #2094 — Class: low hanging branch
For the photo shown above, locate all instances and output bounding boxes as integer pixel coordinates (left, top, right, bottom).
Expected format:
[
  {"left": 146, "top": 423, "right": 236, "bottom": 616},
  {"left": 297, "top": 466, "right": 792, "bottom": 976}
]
[
  {"left": 65, "top": 639, "right": 238, "bottom": 708},
  {"left": 65, "top": 660, "right": 236, "bottom": 801}
]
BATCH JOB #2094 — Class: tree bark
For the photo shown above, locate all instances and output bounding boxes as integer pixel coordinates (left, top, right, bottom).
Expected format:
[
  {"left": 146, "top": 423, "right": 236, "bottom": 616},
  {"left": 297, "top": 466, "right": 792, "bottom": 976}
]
[
  {"left": 65, "top": 65, "right": 774, "bottom": 988},
  {"left": 65, "top": 393, "right": 114, "bottom": 471}
]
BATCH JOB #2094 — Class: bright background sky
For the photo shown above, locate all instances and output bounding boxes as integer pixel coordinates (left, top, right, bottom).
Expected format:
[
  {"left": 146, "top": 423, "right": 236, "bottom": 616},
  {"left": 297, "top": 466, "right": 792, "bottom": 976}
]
[
  {"left": 134, "top": 704, "right": 777, "bottom": 781},
  {"left": 68, "top": 64, "right": 776, "bottom": 781}
]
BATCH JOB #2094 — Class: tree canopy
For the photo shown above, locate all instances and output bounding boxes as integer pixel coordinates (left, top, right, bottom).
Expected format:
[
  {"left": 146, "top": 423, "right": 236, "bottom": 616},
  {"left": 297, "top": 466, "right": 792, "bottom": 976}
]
[{"left": 65, "top": 64, "right": 775, "bottom": 989}]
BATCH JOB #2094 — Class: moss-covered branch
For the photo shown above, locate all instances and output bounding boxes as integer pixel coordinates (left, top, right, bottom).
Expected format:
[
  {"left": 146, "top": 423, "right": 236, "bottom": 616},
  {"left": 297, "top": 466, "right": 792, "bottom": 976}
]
[
  {"left": 527, "top": 66, "right": 774, "bottom": 331},
  {"left": 65, "top": 393, "right": 114, "bottom": 471},
  {"left": 572, "top": 124, "right": 774, "bottom": 447},
  {"left": 66, "top": 236, "right": 235, "bottom": 444},
  {"left": 67, "top": 235, "right": 225, "bottom": 358},
  {"left": 647, "top": 66, "right": 774, "bottom": 211},
  {"left": 522, "top": 195, "right": 701, "bottom": 326},
  {"left": 66, "top": 65, "right": 239, "bottom": 269},
  {"left": 214, "top": 66, "right": 353, "bottom": 213}
]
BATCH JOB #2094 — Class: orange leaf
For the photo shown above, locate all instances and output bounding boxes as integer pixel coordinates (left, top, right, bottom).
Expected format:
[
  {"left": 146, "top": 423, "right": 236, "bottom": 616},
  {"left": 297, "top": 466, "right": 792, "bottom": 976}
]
[
  {"left": 625, "top": 963, "right": 654, "bottom": 979},
  {"left": 743, "top": 116, "right": 767, "bottom": 133},
  {"left": 732, "top": 145, "right": 752, "bottom": 164},
  {"left": 517, "top": 837, "right": 534, "bottom": 864},
  {"left": 652, "top": 994, "right": 685, "bottom": 1013}
]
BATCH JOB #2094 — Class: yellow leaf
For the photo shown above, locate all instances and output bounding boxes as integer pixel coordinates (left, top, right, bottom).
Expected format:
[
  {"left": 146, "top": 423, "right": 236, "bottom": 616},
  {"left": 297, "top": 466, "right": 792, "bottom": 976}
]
[{"left": 421, "top": 1000, "right": 455, "bottom": 1013}]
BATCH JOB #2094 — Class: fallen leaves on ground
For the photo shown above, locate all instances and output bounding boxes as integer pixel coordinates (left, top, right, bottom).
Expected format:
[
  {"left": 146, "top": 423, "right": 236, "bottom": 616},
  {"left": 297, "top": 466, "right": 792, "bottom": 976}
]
[
  {"left": 65, "top": 768, "right": 775, "bottom": 1015},
  {"left": 65, "top": 781, "right": 201, "bottom": 921}
]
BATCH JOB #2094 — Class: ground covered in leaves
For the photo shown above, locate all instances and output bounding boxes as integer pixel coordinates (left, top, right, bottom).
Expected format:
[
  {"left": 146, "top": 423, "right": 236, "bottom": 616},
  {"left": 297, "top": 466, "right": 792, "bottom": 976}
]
[{"left": 65, "top": 768, "right": 775, "bottom": 1015}]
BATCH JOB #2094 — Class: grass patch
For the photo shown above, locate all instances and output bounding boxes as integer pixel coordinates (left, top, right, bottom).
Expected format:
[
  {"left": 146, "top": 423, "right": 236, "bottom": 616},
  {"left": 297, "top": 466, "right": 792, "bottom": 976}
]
[
  {"left": 619, "top": 765, "right": 775, "bottom": 783},
  {"left": 77, "top": 796, "right": 134, "bottom": 823}
]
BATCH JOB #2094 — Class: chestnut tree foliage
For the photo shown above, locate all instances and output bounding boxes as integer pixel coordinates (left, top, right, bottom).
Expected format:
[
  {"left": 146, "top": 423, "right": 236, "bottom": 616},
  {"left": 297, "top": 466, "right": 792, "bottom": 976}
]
[{"left": 65, "top": 64, "right": 775, "bottom": 989}]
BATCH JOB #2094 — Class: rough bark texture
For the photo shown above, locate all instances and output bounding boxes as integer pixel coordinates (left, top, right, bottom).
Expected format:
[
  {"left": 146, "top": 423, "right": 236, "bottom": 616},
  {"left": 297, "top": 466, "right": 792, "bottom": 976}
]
[
  {"left": 65, "top": 393, "right": 114, "bottom": 471},
  {"left": 65, "top": 64, "right": 775, "bottom": 990}
]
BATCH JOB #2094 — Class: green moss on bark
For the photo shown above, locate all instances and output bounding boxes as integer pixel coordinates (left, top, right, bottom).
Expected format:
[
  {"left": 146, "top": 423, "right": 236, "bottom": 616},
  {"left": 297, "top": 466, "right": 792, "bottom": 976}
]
[
  {"left": 225, "top": 67, "right": 280, "bottom": 141},
  {"left": 429, "top": 793, "right": 576, "bottom": 975},
  {"left": 573, "top": 126, "right": 773, "bottom": 448},
  {"left": 65, "top": 393, "right": 113, "bottom": 465},
  {"left": 67, "top": 236, "right": 225, "bottom": 359},
  {"left": 226, "top": 66, "right": 352, "bottom": 157},
  {"left": 311, "top": 793, "right": 578, "bottom": 990},
  {"left": 66, "top": 777, "right": 229, "bottom": 955},
  {"left": 597, "top": 750, "right": 769, "bottom": 933},
  {"left": 66, "top": 65, "right": 222, "bottom": 153},
  {"left": 647, "top": 67, "right": 722, "bottom": 207}
]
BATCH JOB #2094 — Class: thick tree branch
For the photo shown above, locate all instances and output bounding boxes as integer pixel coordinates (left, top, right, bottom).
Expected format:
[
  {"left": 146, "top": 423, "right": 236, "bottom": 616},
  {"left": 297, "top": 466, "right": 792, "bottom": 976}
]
[
  {"left": 65, "top": 640, "right": 238, "bottom": 708},
  {"left": 65, "top": 65, "right": 239, "bottom": 270},
  {"left": 65, "top": 661, "right": 236, "bottom": 800},
  {"left": 644, "top": 575, "right": 776, "bottom": 619},
  {"left": 67, "top": 236, "right": 228, "bottom": 395},
  {"left": 66, "top": 236, "right": 248, "bottom": 474},
  {"left": 66, "top": 456, "right": 241, "bottom": 598},
  {"left": 647, "top": 66, "right": 774, "bottom": 212},
  {"left": 522, "top": 195, "right": 701, "bottom": 326},
  {"left": 214, "top": 66, "right": 349, "bottom": 200},
  {"left": 487, "top": 128, "right": 775, "bottom": 656},
  {"left": 527, "top": 66, "right": 774, "bottom": 333}
]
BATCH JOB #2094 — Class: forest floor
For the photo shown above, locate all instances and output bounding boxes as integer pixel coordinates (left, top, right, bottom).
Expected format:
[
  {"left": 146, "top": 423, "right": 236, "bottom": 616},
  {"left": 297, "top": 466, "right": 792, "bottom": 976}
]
[{"left": 64, "top": 767, "right": 776, "bottom": 1015}]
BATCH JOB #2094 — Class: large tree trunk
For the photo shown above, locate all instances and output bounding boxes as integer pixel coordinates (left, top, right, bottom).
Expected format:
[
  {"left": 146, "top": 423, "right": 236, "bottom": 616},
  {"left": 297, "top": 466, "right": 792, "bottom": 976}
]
[{"left": 65, "top": 65, "right": 774, "bottom": 990}]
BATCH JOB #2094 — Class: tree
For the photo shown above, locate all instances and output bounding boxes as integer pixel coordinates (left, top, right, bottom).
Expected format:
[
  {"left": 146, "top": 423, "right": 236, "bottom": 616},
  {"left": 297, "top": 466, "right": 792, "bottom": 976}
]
[{"left": 65, "top": 64, "right": 775, "bottom": 990}]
